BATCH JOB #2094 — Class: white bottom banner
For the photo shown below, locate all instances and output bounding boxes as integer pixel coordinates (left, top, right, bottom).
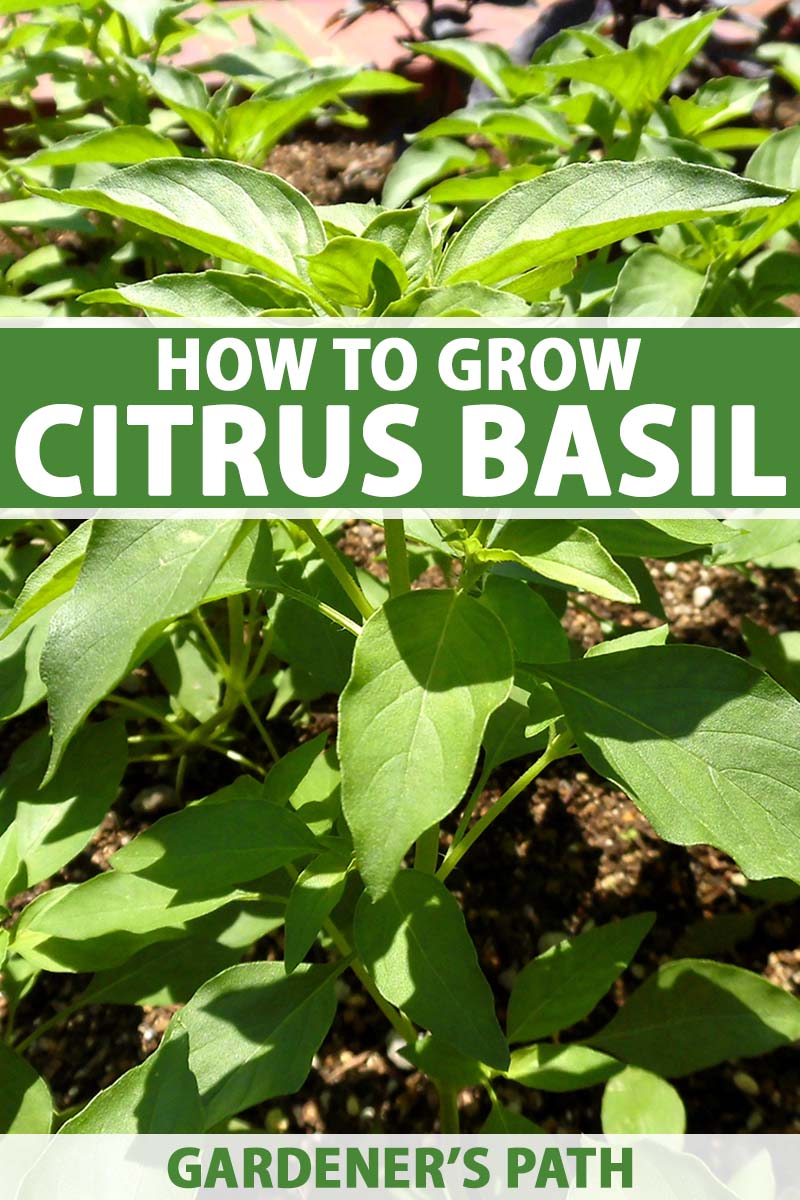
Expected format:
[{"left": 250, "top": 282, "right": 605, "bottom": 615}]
[{"left": 1, "top": 1135, "right": 798, "bottom": 1199}]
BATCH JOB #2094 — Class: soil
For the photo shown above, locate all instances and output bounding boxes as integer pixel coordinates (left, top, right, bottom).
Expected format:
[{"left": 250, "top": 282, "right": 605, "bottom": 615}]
[
  {"left": 4, "top": 529, "right": 799, "bottom": 1135},
  {"left": 267, "top": 136, "right": 396, "bottom": 208}
]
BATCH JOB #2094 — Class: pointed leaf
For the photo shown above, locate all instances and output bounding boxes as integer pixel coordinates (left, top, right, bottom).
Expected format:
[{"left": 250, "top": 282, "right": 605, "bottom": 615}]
[
  {"left": 107, "top": 0, "right": 185, "bottom": 40},
  {"left": 439, "top": 160, "right": 785, "bottom": 286},
  {"left": 481, "top": 1104, "right": 544, "bottom": 1134},
  {"left": 83, "top": 900, "right": 288, "bottom": 1007},
  {"left": 610, "top": 246, "right": 705, "bottom": 318},
  {"left": 507, "top": 913, "right": 655, "bottom": 1043},
  {"left": 534, "top": 645, "right": 800, "bottom": 884},
  {"left": 0, "top": 1043, "right": 52, "bottom": 1133},
  {"left": 590, "top": 959, "right": 800, "bottom": 1076},
  {"left": 483, "top": 521, "right": 639, "bottom": 603},
  {"left": 12, "top": 874, "right": 242, "bottom": 972},
  {"left": 355, "top": 871, "right": 509, "bottom": 1070},
  {"left": 746, "top": 126, "right": 800, "bottom": 191},
  {"left": 112, "top": 777, "right": 319, "bottom": 896},
  {"left": 27, "top": 126, "right": 181, "bottom": 166},
  {"left": 83, "top": 271, "right": 302, "bottom": 318},
  {"left": 0, "top": 523, "right": 90, "bottom": 640},
  {"left": 171, "top": 961, "right": 338, "bottom": 1128},
  {"left": 284, "top": 851, "right": 348, "bottom": 973},
  {"left": 0, "top": 719, "right": 126, "bottom": 897},
  {"left": 509, "top": 1044, "right": 622, "bottom": 1091},
  {"left": 33, "top": 160, "right": 326, "bottom": 291},
  {"left": 543, "top": 11, "right": 719, "bottom": 115},
  {"left": 61, "top": 1031, "right": 203, "bottom": 1133},
  {"left": 41, "top": 520, "right": 241, "bottom": 773},
  {"left": 340, "top": 590, "right": 512, "bottom": 895},
  {"left": 480, "top": 575, "right": 569, "bottom": 665}
]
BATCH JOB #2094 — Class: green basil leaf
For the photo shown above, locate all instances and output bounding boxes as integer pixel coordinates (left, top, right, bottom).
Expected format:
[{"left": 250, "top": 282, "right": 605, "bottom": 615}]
[
  {"left": 42, "top": 519, "right": 242, "bottom": 773},
  {"left": 107, "top": 0, "right": 185, "bottom": 40},
  {"left": 590, "top": 959, "right": 800, "bottom": 1076},
  {"left": 83, "top": 271, "right": 304, "bottom": 318},
  {"left": 480, "top": 575, "right": 569, "bottom": 665},
  {"left": 33, "top": 160, "right": 326, "bottom": 290},
  {"left": 363, "top": 208, "right": 435, "bottom": 289},
  {"left": 0, "top": 1042, "right": 52, "bottom": 1133},
  {"left": 0, "top": 523, "right": 90, "bottom": 640},
  {"left": 507, "top": 913, "right": 655, "bottom": 1043},
  {"left": 83, "top": 900, "right": 288, "bottom": 1007},
  {"left": 0, "top": 596, "right": 62, "bottom": 722},
  {"left": 746, "top": 126, "right": 800, "bottom": 190},
  {"left": 585, "top": 518, "right": 726, "bottom": 558},
  {"left": 171, "top": 960, "right": 339, "bottom": 1128},
  {"left": 382, "top": 138, "right": 488, "bottom": 210},
  {"left": 483, "top": 522, "right": 639, "bottom": 604},
  {"left": 439, "top": 160, "right": 785, "bottom": 286},
  {"left": 27, "top": 126, "right": 181, "bottom": 166},
  {"left": 150, "top": 626, "right": 220, "bottom": 723},
  {"left": 482, "top": 675, "right": 561, "bottom": 772},
  {"left": 610, "top": 246, "right": 706, "bottom": 318},
  {"left": 382, "top": 282, "right": 532, "bottom": 319},
  {"left": 61, "top": 1030, "right": 203, "bottom": 1133},
  {"left": 224, "top": 71, "right": 357, "bottom": 163},
  {"left": 12, "top": 875, "right": 244, "bottom": 972},
  {"left": 411, "top": 39, "right": 513, "bottom": 99},
  {"left": 713, "top": 519, "right": 800, "bottom": 566},
  {"left": 112, "top": 777, "right": 319, "bottom": 896},
  {"left": 284, "top": 850, "right": 349, "bottom": 973},
  {"left": 481, "top": 1104, "right": 544, "bottom": 1134},
  {"left": 0, "top": 719, "right": 126, "bottom": 897},
  {"left": 305, "top": 236, "right": 408, "bottom": 310},
  {"left": 272, "top": 558, "right": 360, "bottom": 696},
  {"left": 354, "top": 871, "right": 509, "bottom": 1071},
  {"left": 402, "top": 1035, "right": 487, "bottom": 1088},
  {"left": 416, "top": 100, "right": 571, "bottom": 149},
  {"left": 742, "top": 618, "right": 800, "bottom": 700},
  {"left": 601, "top": 1066, "right": 686, "bottom": 1134},
  {"left": 586, "top": 625, "right": 669, "bottom": 658},
  {"left": 670, "top": 77, "right": 768, "bottom": 138},
  {"left": 535, "top": 645, "right": 800, "bottom": 884},
  {"left": 509, "top": 1044, "right": 622, "bottom": 1091},
  {"left": 340, "top": 590, "right": 512, "bottom": 895},
  {"left": 543, "top": 11, "right": 718, "bottom": 115}
]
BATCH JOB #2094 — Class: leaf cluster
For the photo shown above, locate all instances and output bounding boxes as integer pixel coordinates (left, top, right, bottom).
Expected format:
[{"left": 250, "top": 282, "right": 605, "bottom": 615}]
[{"left": 0, "top": 514, "right": 798, "bottom": 1134}]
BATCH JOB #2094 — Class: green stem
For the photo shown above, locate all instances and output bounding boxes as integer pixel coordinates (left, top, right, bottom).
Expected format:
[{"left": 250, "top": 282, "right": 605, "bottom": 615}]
[
  {"left": 322, "top": 915, "right": 416, "bottom": 1043},
  {"left": 107, "top": 694, "right": 177, "bottom": 735},
  {"left": 295, "top": 520, "right": 374, "bottom": 622},
  {"left": 616, "top": 110, "right": 646, "bottom": 161},
  {"left": 449, "top": 761, "right": 492, "bottom": 853},
  {"left": 267, "top": 582, "right": 361, "bottom": 637},
  {"left": 437, "top": 1083, "right": 460, "bottom": 1133},
  {"left": 244, "top": 626, "right": 273, "bottom": 689},
  {"left": 206, "top": 742, "right": 266, "bottom": 777},
  {"left": 194, "top": 609, "right": 229, "bottom": 677},
  {"left": 239, "top": 692, "right": 280, "bottom": 764},
  {"left": 473, "top": 518, "right": 495, "bottom": 546},
  {"left": 384, "top": 519, "right": 411, "bottom": 597},
  {"left": 414, "top": 824, "right": 440, "bottom": 874},
  {"left": 287, "top": 861, "right": 416, "bottom": 1043},
  {"left": 437, "top": 732, "right": 573, "bottom": 882},
  {"left": 226, "top": 596, "right": 248, "bottom": 684},
  {"left": 174, "top": 754, "right": 189, "bottom": 805},
  {"left": 695, "top": 256, "right": 736, "bottom": 318}
]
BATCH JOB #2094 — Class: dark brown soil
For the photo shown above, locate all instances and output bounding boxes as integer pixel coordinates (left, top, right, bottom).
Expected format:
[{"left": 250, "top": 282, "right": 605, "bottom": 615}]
[
  {"left": 267, "top": 136, "right": 396, "bottom": 206},
  {"left": 4, "top": 531, "right": 799, "bottom": 1135}
]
